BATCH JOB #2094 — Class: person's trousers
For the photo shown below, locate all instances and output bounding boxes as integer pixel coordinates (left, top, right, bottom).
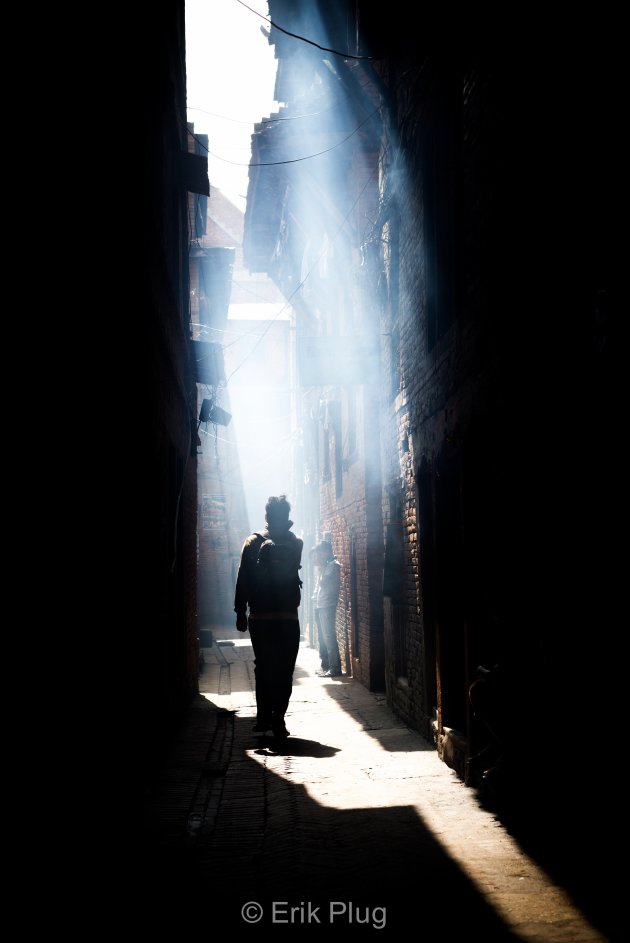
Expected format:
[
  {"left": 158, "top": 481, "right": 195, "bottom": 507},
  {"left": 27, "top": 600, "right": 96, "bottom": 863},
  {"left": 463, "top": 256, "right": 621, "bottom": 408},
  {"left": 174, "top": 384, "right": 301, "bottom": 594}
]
[
  {"left": 315, "top": 606, "right": 341, "bottom": 675},
  {"left": 315, "top": 608, "right": 329, "bottom": 670},
  {"left": 248, "top": 619, "right": 300, "bottom": 723}
]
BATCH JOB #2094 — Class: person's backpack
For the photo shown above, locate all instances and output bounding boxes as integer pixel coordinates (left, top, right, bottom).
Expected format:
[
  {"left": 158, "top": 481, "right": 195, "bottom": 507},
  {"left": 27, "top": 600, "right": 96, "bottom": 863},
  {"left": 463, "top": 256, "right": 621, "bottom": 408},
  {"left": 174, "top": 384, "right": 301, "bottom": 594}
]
[{"left": 251, "top": 534, "right": 302, "bottom": 612}]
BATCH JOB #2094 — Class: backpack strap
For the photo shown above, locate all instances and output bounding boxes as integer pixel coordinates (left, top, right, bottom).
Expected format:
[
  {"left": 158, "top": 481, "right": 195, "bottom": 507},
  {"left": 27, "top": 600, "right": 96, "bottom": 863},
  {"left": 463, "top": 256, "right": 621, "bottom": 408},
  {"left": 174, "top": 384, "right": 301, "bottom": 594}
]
[{"left": 252, "top": 534, "right": 267, "bottom": 565}]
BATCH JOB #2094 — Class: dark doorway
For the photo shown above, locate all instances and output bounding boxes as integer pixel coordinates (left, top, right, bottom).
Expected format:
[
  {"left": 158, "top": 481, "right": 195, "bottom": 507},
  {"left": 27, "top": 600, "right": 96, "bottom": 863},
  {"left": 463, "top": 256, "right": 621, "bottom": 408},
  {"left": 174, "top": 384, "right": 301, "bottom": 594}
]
[
  {"left": 434, "top": 448, "right": 466, "bottom": 734},
  {"left": 417, "top": 450, "right": 467, "bottom": 739}
]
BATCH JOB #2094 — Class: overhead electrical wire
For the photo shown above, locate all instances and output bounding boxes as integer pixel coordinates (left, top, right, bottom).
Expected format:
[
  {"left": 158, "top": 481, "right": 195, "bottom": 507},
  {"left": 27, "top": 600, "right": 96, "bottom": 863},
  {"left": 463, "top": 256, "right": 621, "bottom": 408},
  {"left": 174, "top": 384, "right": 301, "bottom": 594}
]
[
  {"left": 191, "top": 322, "right": 273, "bottom": 340},
  {"left": 235, "top": 0, "right": 380, "bottom": 60},
  {"left": 187, "top": 99, "right": 339, "bottom": 124},
  {"left": 186, "top": 108, "right": 379, "bottom": 167}
]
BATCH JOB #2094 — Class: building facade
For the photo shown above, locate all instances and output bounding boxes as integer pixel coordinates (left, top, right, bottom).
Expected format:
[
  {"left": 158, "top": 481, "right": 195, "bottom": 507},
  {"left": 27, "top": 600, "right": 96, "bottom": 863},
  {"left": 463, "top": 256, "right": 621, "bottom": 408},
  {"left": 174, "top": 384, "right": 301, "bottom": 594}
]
[{"left": 244, "top": 1, "right": 622, "bottom": 792}]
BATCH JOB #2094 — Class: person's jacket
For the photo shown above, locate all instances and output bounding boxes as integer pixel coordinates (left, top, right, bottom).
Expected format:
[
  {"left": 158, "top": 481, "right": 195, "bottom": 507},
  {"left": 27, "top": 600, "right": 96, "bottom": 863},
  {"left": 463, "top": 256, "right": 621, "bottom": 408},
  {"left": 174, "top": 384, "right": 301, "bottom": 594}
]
[
  {"left": 234, "top": 522, "right": 303, "bottom": 619},
  {"left": 315, "top": 557, "right": 341, "bottom": 609}
]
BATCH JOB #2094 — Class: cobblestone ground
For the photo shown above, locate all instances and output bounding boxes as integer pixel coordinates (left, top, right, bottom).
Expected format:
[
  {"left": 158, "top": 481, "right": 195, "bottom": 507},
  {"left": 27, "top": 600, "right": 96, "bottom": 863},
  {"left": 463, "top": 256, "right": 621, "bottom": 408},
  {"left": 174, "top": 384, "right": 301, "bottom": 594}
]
[{"left": 137, "top": 629, "right": 614, "bottom": 940}]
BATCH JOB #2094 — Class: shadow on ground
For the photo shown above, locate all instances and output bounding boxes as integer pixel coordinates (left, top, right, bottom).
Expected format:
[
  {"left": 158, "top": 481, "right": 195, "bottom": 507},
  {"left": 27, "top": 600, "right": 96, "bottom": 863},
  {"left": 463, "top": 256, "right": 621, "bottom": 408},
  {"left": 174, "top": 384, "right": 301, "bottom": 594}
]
[
  {"left": 126, "top": 697, "right": 522, "bottom": 938},
  {"left": 468, "top": 736, "right": 624, "bottom": 942},
  {"left": 253, "top": 737, "right": 340, "bottom": 758},
  {"left": 202, "top": 634, "right": 622, "bottom": 940}
]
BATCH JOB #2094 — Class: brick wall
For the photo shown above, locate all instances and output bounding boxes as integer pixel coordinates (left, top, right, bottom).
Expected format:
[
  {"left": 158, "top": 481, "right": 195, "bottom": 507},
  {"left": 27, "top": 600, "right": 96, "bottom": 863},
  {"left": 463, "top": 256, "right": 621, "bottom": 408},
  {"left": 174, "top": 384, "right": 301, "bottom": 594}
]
[
  {"left": 378, "top": 60, "right": 512, "bottom": 748},
  {"left": 377, "top": 42, "right": 624, "bottom": 786},
  {"left": 315, "top": 378, "right": 384, "bottom": 690}
]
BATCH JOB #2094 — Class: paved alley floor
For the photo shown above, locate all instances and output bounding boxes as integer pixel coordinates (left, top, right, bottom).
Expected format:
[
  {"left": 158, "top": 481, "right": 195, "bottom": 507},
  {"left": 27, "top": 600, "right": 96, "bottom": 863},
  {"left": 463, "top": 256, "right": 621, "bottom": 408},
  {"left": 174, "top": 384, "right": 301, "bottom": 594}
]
[{"left": 138, "top": 630, "right": 615, "bottom": 940}]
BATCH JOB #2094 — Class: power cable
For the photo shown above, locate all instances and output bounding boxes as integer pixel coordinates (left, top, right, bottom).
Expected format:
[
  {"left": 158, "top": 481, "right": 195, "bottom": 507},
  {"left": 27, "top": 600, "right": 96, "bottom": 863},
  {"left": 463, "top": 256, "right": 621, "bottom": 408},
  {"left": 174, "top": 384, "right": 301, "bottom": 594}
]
[{"left": 235, "top": 0, "right": 381, "bottom": 60}]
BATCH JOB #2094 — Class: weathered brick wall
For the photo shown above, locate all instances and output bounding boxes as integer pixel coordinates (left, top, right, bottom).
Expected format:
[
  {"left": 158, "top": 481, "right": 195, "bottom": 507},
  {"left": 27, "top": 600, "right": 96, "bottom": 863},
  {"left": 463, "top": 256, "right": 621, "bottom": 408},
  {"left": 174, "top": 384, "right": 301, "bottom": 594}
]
[
  {"left": 302, "top": 138, "right": 384, "bottom": 690},
  {"left": 378, "top": 60, "right": 505, "bottom": 743},
  {"left": 378, "top": 47, "right": 625, "bottom": 777},
  {"left": 379, "top": 123, "right": 428, "bottom": 731},
  {"left": 317, "top": 381, "right": 385, "bottom": 690},
  {"left": 319, "top": 410, "right": 363, "bottom": 672}
]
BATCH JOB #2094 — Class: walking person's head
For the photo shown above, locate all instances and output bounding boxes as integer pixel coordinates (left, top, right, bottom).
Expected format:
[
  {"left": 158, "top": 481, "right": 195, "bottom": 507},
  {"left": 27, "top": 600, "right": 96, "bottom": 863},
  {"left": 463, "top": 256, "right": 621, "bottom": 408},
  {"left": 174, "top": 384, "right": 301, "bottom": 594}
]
[{"left": 265, "top": 494, "right": 292, "bottom": 530}]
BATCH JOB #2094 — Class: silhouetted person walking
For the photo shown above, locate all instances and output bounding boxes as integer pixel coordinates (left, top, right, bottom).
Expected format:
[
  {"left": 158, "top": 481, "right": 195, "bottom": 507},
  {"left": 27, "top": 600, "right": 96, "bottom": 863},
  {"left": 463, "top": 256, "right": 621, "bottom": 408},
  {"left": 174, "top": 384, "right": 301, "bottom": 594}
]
[{"left": 234, "top": 495, "right": 303, "bottom": 738}]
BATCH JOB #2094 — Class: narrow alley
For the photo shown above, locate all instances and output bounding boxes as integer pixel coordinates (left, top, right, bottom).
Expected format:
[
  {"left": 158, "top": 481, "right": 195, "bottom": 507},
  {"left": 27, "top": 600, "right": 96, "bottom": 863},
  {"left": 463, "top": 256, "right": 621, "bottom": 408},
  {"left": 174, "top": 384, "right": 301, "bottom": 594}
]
[
  {"left": 138, "top": 628, "right": 612, "bottom": 940},
  {"left": 103, "top": 3, "right": 625, "bottom": 940}
]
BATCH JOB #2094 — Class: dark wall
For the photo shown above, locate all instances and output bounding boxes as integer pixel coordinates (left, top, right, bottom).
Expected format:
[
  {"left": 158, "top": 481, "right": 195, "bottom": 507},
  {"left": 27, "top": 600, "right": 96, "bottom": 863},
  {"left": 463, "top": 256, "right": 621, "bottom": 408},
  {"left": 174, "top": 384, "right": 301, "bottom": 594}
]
[
  {"left": 135, "top": 0, "right": 200, "bottom": 779},
  {"left": 374, "top": 25, "right": 623, "bottom": 931},
  {"left": 87, "top": 0, "right": 200, "bottom": 803},
  {"left": 373, "top": 14, "right": 621, "bottom": 901}
]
